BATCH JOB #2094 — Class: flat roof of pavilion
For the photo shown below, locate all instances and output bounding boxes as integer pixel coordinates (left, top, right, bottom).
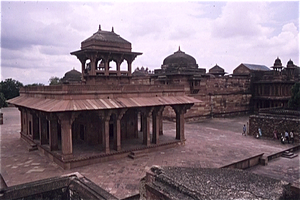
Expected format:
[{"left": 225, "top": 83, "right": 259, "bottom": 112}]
[{"left": 8, "top": 96, "right": 201, "bottom": 112}]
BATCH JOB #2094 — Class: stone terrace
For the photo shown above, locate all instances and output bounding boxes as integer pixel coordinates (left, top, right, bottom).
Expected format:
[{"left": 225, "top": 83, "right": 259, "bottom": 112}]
[{"left": 1, "top": 107, "right": 299, "bottom": 199}]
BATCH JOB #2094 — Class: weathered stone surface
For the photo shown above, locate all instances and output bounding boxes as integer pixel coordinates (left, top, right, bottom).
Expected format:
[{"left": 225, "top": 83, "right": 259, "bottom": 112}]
[{"left": 141, "top": 166, "right": 296, "bottom": 200}]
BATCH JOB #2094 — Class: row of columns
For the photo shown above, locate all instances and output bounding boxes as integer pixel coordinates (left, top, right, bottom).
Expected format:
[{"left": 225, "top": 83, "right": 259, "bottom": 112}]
[
  {"left": 256, "top": 84, "right": 292, "bottom": 97},
  {"left": 19, "top": 104, "right": 191, "bottom": 161},
  {"left": 79, "top": 53, "right": 136, "bottom": 78}
]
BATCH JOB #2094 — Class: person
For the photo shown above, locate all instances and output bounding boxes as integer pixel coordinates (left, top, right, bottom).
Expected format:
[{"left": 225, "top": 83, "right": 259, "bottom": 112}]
[
  {"left": 273, "top": 129, "right": 278, "bottom": 140},
  {"left": 242, "top": 124, "right": 246, "bottom": 136},
  {"left": 290, "top": 130, "right": 294, "bottom": 144},
  {"left": 258, "top": 128, "right": 262, "bottom": 137},
  {"left": 284, "top": 130, "right": 289, "bottom": 144},
  {"left": 256, "top": 128, "right": 262, "bottom": 138}
]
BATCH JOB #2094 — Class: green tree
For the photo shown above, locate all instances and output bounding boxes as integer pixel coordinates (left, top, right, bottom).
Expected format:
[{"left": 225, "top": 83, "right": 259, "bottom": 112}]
[
  {"left": 49, "top": 76, "right": 62, "bottom": 85},
  {"left": 288, "top": 82, "right": 300, "bottom": 110},
  {"left": 0, "top": 92, "right": 7, "bottom": 108},
  {"left": 0, "top": 78, "right": 23, "bottom": 100}
]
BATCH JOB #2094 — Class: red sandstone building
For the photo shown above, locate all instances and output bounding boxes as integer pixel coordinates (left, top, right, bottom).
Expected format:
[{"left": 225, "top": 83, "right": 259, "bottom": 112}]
[{"left": 8, "top": 26, "right": 200, "bottom": 169}]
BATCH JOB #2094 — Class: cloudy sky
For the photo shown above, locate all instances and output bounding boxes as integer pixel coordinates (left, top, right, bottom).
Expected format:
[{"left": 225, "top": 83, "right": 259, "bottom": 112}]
[{"left": 1, "top": 1, "right": 299, "bottom": 85}]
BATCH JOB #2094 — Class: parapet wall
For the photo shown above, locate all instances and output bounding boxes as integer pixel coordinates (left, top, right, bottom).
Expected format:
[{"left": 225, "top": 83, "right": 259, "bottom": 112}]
[{"left": 20, "top": 84, "right": 186, "bottom": 100}]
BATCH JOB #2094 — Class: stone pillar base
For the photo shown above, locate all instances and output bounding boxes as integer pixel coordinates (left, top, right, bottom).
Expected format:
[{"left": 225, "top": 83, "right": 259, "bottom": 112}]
[{"left": 62, "top": 154, "right": 73, "bottom": 161}]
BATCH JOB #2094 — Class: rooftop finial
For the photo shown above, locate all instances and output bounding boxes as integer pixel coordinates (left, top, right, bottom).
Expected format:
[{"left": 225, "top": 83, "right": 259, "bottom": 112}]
[
  {"left": 112, "top": 26, "right": 114, "bottom": 33},
  {"left": 99, "top": 24, "right": 101, "bottom": 31},
  {"left": 179, "top": 46, "right": 181, "bottom": 51}
]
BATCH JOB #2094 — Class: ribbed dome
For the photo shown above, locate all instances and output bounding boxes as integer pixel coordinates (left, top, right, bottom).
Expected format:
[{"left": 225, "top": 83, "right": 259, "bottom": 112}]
[{"left": 162, "top": 47, "right": 197, "bottom": 69}]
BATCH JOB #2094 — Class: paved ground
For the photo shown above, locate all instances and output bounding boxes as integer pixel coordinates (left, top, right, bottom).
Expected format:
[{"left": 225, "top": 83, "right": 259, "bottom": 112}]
[{"left": 0, "top": 107, "right": 299, "bottom": 199}]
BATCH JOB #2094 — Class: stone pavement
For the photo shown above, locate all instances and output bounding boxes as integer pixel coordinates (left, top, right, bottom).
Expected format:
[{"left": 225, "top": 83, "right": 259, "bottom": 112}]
[{"left": 1, "top": 107, "right": 299, "bottom": 199}]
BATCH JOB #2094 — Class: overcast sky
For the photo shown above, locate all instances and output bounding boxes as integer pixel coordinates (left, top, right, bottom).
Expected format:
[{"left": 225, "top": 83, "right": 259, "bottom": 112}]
[{"left": 1, "top": 1, "right": 299, "bottom": 85}]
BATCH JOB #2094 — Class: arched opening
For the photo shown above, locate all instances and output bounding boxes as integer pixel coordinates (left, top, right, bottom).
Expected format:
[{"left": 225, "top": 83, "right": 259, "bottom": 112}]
[
  {"left": 109, "top": 60, "right": 117, "bottom": 71},
  {"left": 85, "top": 59, "right": 91, "bottom": 73},
  {"left": 120, "top": 60, "right": 128, "bottom": 71},
  {"left": 96, "top": 59, "right": 105, "bottom": 71}
]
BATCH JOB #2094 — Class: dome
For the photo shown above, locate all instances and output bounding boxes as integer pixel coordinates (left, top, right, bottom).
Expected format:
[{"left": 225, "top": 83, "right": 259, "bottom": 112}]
[
  {"left": 274, "top": 57, "right": 282, "bottom": 67},
  {"left": 61, "top": 69, "right": 82, "bottom": 83},
  {"left": 287, "top": 59, "right": 295, "bottom": 68},
  {"left": 162, "top": 47, "right": 197, "bottom": 69}
]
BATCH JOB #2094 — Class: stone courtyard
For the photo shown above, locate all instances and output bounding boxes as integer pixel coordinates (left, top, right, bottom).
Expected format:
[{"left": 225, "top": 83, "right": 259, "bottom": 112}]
[{"left": 1, "top": 107, "right": 299, "bottom": 199}]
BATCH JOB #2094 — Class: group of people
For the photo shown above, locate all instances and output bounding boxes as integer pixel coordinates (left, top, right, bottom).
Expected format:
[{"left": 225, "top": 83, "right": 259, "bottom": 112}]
[
  {"left": 242, "top": 125, "right": 295, "bottom": 144},
  {"left": 273, "top": 129, "right": 295, "bottom": 144}
]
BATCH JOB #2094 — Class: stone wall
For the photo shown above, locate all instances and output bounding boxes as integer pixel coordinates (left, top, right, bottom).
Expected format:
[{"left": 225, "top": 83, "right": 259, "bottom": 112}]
[
  {"left": 162, "top": 75, "right": 251, "bottom": 120},
  {"left": 249, "top": 111, "right": 300, "bottom": 141}
]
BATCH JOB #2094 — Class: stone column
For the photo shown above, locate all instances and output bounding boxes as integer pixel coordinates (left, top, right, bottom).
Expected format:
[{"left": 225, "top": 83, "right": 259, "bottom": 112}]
[
  {"left": 140, "top": 112, "right": 143, "bottom": 132},
  {"left": 128, "top": 60, "right": 132, "bottom": 76},
  {"left": 104, "top": 60, "right": 109, "bottom": 76},
  {"left": 32, "top": 114, "right": 39, "bottom": 140},
  {"left": 158, "top": 111, "right": 163, "bottom": 136},
  {"left": 39, "top": 115, "right": 48, "bottom": 145},
  {"left": 116, "top": 61, "right": 121, "bottom": 76},
  {"left": 90, "top": 54, "right": 97, "bottom": 76},
  {"left": 152, "top": 106, "right": 164, "bottom": 144},
  {"left": 19, "top": 108, "right": 24, "bottom": 134},
  {"left": 58, "top": 113, "right": 77, "bottom": 160},
  {"left": 114, "top": 109, "right": 127, "bottom": 151},
  {"left": 101, "top": 110, "right": 112, "bottom": 154},
  {"left": 104, "top": 118, "right": 110, "bottom": 153},
  {"left": 135, "top": 110, "right": 139, "bottom": 138},
  {"left": 48, "top": 114, "right": 58, "bottom": 151},
  {"left": 172, "top": 105, "right": 192, "bottom": 141},
  {"left": 23, "top": 109, "right": 28, "bottom": 135},
  {"left": 80, "top": 58, "right": 86, "bottom": 80},
  {"left": 141, "top": 108, "right": 153, "bottom": 146}
]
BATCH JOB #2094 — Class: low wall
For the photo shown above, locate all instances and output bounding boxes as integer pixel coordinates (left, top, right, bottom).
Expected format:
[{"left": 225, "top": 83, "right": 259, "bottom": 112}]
[
  {"left": 249, "top": 112, "right": 300, "bottom": 140},
  {"left": 220, "top": 153, "right": 264, "bottom": 169}
]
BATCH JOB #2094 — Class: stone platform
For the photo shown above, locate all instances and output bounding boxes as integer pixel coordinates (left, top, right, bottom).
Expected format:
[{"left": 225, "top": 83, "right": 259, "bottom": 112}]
[{"left": 1, "top": 107, "right": 299, "bottom": 199}]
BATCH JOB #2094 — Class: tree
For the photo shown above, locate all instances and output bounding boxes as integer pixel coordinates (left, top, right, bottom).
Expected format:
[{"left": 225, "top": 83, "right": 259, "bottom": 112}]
[
  {"left": 49, "top": 77, "right": 62, "bottom": 85},
  {"left": 0, "top": 92, "right": 7, "bottom": 108},
  {"left": 0, "top": 78, "right": 23, "bottom": 100},
  {"left": 288, "top": 82, "right": 300, "bottom": 110}
]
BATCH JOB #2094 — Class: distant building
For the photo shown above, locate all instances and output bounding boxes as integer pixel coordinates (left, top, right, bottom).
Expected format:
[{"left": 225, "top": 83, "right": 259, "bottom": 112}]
[
  {"left": 251, "top": 57, "right": 300, "bottom": 110},
  {"left": 208, "top": 64, "right": 226, "bottom": 76},
  {"left": 233, "top": 63, "right": 270, "bottom": 76}
]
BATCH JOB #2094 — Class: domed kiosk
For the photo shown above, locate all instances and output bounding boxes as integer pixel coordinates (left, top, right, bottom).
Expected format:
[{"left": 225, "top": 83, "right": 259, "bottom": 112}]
[
  {"left": 154, "top": 47, "right": 206, "bottom": 94},
  {"left": 162, "top": 47, "right": 198, "bottom": 70},
  {"left": 156, "top": 47, "right": 204, "bottom": 75},
  {"left": 71, "top": 25, "right": 142, "bottom": 84},
  {"left": 61, "top": 69, "right": 82, "bottom": 84}
]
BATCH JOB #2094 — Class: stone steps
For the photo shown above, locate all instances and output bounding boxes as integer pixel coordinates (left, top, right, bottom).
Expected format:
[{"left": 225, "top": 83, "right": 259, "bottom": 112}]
[
  {"left": 128, "top": 150, "right": 148, "bottom": 159},
  {"left": 282, "top": 151, "right": 298, "bottom": 159},
  {"left": 28, "top": 144, "right": 38, "bottom": 152}
]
